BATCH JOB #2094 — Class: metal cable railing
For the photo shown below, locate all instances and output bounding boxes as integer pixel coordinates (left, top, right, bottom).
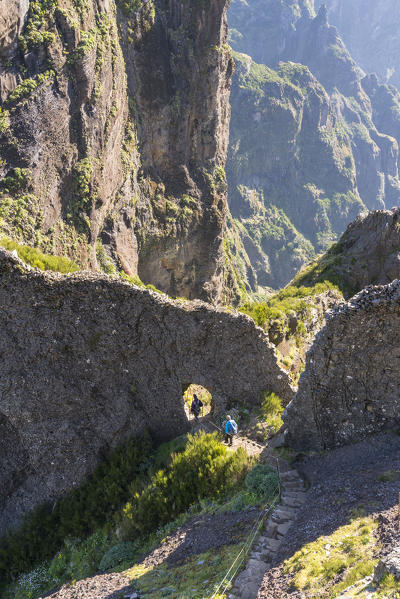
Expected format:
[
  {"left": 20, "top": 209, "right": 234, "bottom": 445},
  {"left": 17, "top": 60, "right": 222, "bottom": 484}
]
[
  {"left": 190, "top": 414, "right": 282, "bottom": 598},
  {"left": 210, "top": 491, "right": 280, "bottom": 599}
]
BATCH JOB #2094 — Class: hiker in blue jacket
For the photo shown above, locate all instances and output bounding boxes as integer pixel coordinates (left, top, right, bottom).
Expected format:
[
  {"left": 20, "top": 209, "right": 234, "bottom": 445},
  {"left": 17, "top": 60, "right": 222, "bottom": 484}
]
[{"left": 225, "top": 414, "right": 238, "bottom": 446}]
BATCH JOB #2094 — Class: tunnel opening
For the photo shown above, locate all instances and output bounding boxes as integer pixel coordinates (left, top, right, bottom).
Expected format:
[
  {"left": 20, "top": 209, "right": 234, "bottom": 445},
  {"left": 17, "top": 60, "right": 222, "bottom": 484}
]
[{"left": 182, "top": 384, "right": 213, "bottom": 422}]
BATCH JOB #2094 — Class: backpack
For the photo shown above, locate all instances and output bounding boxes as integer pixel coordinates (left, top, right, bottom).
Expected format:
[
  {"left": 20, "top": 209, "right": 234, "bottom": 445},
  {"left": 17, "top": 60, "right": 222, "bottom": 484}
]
[{"left": 228, "top": 420, "right": 238, "bottom": 434}]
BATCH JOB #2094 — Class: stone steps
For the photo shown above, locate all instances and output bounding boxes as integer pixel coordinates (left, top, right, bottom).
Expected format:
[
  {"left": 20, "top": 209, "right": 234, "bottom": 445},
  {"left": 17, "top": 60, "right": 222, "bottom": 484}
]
[{"left": 229, "top": 465, "right": 307, "bottom": 599}]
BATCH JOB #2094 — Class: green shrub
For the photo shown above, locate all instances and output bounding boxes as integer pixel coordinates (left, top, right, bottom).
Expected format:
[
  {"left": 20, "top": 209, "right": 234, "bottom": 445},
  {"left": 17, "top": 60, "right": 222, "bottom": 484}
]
[
  {"left": 0, "top": 436, "right": 151, "bottom": 584},
  {"left": 0, "top": 107, "right": 10, "bottom": 133},
  {"left": 260, "top": 391, "right": 284, "bottom": 437},
  {"left": 47, "top": 530, "right": 110, "bottom": 583},
  {"left": 0, "top": 168, "right": 31, "bottom": 192},
  {"left": 120, "top": 272, "right": 164, "bottom": 294},
  {"left": 377, "top": 470, "right": 400, "bottom": 482},
  {"left": 150, "top": 436, "right": 188, "bottom": 472},
  {"left": 99, "top": 541, "right": 135, "bottom": 571},
  {"left": 72, "top": 158, "right": 93, "bottom": 207},
  {"left": 377, "top": 573, "right": 400, "bottom": 595},
  {"left": 121, "top": 271, "right": 146, "bottom": 287},
  {"left": 260, "top": 392, "right": 283, "bottom": 420},
  {"left": 96, "top": 240, "right": 116, "bottom": 274},
  {"left": 6, "top": 70, "right": 54, "bottom": 104},
  {"left": 245, "top": 464, "right": 279, "bottom": 501},
  {"left": 0, "top": 195, "right": 43, "bottom": 243},
  {"left": 0, "top": 237, "right": 79, "bottom": 273},
  {"left": 68, "top": 157, "right": 96, "bottom": 231},
  {"left": 69, "top": 29, "right": 97, "bottom": 62},
  {"left": 120, "top": 432, "right": 250, "bottom": 537},
  {"left": 12, "top": 563, "right": 54, "bottom": 599},
  {"left": 73, "top": 0, "right": 89, "bottom": 18},
  {"left": 18, "top": 0, "right": 58, "bottom": 53},
  {"left": 12, "top": 530, "right": 111, "bottom": 598},
  {"left": 240, "top": 281, "right": 339, "bottom": 337},
  {"left": 116, "top": 0, "right": 142, "bottom": 17}
]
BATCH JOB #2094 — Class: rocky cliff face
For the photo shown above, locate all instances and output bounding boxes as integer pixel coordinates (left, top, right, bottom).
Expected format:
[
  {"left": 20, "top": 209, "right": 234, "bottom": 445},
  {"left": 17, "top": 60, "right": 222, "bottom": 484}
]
[
  {"left": 315, "top": 0, "right": 400, "bottom": 89},
  {"left": 227, "top": 0, "right": 400, "bottom": 289},
  {"left": 294, "top": 208, "right": 400, "bottom": 298},
  {"left": 284, "top": 280, "right": 400, "bottom": 449},
  {"left": 0, "top": 248, "right": 293, "bottom": 535},
  {"left": 0, "top": 0, "right": 233, "bottom": 303}
]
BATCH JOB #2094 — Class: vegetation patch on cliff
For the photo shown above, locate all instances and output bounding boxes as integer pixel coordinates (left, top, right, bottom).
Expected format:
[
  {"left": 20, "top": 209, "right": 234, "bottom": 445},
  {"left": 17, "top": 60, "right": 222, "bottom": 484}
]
[
  {"left": 0, "top": 236, "right": 80, "bottom": 273},
  {"left": 5, "top": 70, "right": 55, "bottom": 105},
  {"left": 284, "top": 515, "right": 378, "bottom": 597},
  {"left": 291, "top": 242, "right": 359, "bottom": 296},
  {"left": 240, "top": 281, "right": 341, "bottom": 383}
]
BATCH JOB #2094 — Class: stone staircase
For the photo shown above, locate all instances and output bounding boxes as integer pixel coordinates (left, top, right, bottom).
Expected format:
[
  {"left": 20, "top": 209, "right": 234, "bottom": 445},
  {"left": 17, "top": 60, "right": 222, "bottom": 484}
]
[{"left": 228, "top": 468, "right": 307, "bottom": 599}]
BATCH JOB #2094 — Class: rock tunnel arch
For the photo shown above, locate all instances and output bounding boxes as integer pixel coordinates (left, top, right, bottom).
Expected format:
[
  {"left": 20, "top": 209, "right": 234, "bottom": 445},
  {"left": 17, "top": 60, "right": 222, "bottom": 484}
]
[
  {"left": 182, "top": 383, "right": 214, "bottom": 422},
  {"left": 0, "top": 249, "right": 294, "bottom": 534}
]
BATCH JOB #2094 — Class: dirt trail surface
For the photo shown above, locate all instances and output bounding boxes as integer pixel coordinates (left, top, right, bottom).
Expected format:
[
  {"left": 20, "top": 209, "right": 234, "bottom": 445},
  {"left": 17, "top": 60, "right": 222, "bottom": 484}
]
[
  {"left": 257, "top": 432, "right": 400, "bottom": 598},
  {"left": 192, "top": 416, "right": 268, "bottom": 459},
  {"left": 43, "top": 572, "right": 132, "bottom": 599}
]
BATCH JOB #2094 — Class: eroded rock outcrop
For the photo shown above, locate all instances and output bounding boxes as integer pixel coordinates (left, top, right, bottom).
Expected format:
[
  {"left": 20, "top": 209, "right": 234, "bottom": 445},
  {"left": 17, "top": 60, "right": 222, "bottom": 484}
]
[
  {"left": 295, "top": 208, "right": 400, "bottom": 297},
  {"left": 0, "top": 249, "right": 293, "bottom": 535},
  {"left": 284, "top": 280, "right": 400, "bottom": 450}
]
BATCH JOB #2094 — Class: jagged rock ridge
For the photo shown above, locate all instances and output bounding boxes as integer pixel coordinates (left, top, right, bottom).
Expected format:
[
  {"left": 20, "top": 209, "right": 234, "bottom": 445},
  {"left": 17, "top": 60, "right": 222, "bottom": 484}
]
[
  {"left": 0, "top": 0, "right": 234, "bottom": 303},
  {"left": 284, "top": 279, "right": 400, "bottom": 450},
  {"left": 0, "top": 248, "right": 293, "bottom": 536},
  {"left": 299, "top": 208, "right": 400, "bottom": 295}
]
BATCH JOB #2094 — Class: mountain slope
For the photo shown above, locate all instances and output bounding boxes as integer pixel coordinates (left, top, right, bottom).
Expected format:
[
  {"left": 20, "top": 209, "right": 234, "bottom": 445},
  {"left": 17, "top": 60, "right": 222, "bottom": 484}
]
[
  {"left": 227, "top": 0, "right": 400, "bottom": 290},
  {"left": 293, "top": 207, "right": 400, "bottom": 297},
  {"left": 315, "top": 0, "right": 400, "bottom": 90}
]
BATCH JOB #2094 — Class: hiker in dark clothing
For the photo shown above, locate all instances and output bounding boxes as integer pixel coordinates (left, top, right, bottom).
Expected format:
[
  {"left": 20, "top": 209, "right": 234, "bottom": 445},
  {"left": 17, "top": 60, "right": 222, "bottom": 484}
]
[
  {"left": 191, "top": 394, "right": 203, "bottom": 421},
  {"left": 224, "top": 414, "right": 238, "bottom": 446}
]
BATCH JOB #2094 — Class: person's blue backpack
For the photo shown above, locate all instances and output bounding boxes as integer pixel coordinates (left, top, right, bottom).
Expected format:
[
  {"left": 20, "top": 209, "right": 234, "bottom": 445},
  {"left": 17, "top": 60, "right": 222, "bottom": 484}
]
[{"left": 228, "top": 420, "right": 238, "bottom": 434}]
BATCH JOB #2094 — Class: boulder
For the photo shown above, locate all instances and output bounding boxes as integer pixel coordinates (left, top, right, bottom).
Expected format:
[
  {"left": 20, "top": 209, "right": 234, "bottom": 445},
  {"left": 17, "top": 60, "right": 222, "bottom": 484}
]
[{"left": 374, "top": 547, "right": 400, "bottom": 583}]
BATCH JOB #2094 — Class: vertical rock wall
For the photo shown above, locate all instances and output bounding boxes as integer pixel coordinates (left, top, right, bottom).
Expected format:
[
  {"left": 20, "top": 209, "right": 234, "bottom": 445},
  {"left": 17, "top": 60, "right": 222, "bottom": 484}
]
[
  {"left": 0, "top": 0, "right": 233, "bottom": 303},
  {"left": 284, "top": 280, "right": 400, "bottom": 449}
]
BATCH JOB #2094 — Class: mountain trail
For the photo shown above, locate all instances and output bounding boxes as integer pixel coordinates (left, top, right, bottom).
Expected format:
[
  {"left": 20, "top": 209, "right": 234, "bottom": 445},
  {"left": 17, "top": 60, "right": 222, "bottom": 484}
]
[{"left": 41, "top": 424, "right": 289, "bottom": 599}]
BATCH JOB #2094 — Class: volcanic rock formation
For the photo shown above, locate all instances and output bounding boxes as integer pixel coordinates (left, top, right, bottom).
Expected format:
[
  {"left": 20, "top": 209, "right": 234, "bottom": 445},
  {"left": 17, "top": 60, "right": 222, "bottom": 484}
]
[
  {"left": 0, "top": 248, "right": 293, "bottom": 535},
  {"left": 0, "top": 0, "right": 233, "bottom": 303},
  {"left": 284, "top": 280, "right": 400, "bottom": 449},
  {"left": 294, "top": 208, "right": 400, "bottom": 297}
]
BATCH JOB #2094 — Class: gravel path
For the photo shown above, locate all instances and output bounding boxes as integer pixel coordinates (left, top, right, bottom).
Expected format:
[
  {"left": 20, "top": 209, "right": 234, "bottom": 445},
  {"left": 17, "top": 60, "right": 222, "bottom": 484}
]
[
  {"left": 138, "top": 508, "right": 261, "bottom": 570},
  {"left": 43, "top": 572, "right": 132, "bottom": 599},
  {"left": 257, "top": 431, "right": 400, "bottom": 598}
]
